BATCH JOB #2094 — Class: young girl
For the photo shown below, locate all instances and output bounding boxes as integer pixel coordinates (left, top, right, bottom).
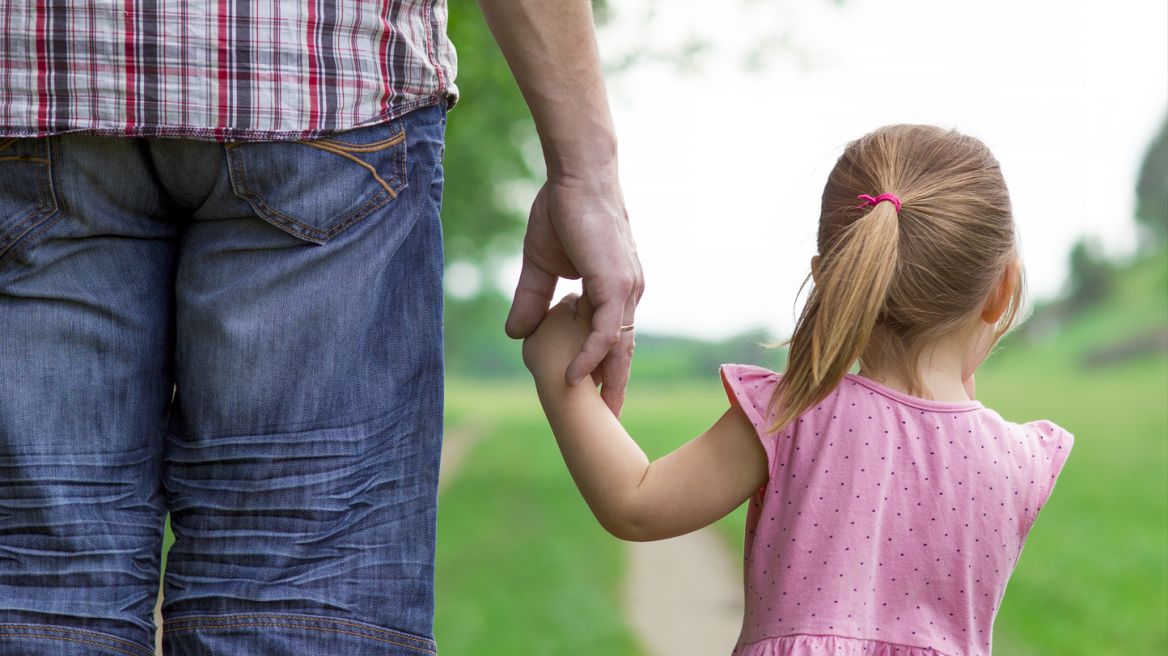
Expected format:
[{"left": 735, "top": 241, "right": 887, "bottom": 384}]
[{"left": 522, "top": 124, "right": 1073, "bottom": 656}]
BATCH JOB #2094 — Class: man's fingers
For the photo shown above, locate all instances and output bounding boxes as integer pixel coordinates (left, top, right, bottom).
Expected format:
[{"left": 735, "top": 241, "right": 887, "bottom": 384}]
[
  {"left": 505, "top": 257, "right": 560, "bottom": 339},
  {"left": 597, "top": 291, "right": 638, "bottom": 415},
  {"left": 598, "top": 332, "right": 633, "bottom": 417},
  {"left": 564, "top": 295, "right": 624, "bottom": 386}
]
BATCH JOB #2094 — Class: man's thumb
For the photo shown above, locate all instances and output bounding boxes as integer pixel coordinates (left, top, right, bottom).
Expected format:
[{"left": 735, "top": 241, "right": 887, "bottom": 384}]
[{"left": 505, "top": 257, "right": 559, "bottom": 339}]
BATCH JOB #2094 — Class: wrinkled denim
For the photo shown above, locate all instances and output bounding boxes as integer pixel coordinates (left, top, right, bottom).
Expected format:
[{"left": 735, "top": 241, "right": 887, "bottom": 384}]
[{"left": 0, "top": 104, "right": 446, "bottom": 655}]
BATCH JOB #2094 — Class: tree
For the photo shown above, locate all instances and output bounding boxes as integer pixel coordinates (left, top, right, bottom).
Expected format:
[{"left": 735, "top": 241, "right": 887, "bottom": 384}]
[
  {"left": 1064, "top": 237, "right": 1113, "bottom": 315},
  {"left": 441, "top": 0, "right": 539, "bottom": 265},
  {"left": 1135, "top": 114, "right": 1168, "bottom": 249}
]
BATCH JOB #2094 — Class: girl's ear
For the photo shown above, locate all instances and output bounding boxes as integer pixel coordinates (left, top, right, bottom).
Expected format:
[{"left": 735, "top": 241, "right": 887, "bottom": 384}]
[
  {"left": 981, "top": 259, "right": 1021, "bottom": 324},
  {"left": 810, "top": 255, "right": 821, "bottom": 284}
]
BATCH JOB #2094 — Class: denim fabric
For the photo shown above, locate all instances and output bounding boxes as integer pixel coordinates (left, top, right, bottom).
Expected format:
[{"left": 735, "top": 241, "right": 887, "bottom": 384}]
[{"left": 0, "top": 104, "right": 446, "bottom": 655}]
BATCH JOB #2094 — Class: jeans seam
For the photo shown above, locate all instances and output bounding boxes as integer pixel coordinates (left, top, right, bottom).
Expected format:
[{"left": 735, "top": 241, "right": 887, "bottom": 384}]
[
  {"left": 0, "top": 212, "right": 67, "bottom": 270},
  {"left": 0, "top": 139, "right": 65, "bottom": 269},
  {"left": 164, "top": 614, "right": 434, "bottom": 646},
  {"left": 317, "top": 131, "right": 405, "bottom": 150},
  {"left": 225, "top": 123, "right": 406, "bottom": 241},
  {"left": 0, "top": 625, "right": 155, "bottom": 656},
  {"left": 0, "top": 139, "right": 57, "bottom": 261},
  {"left": 0, "top": 207, "right": 49, "bottom": 254},
  {"left": 163, "top": 616, "right": 436, "bottom": 654},
  {"left": 239, "top": 183, "right": 393, "bottom": 238}
]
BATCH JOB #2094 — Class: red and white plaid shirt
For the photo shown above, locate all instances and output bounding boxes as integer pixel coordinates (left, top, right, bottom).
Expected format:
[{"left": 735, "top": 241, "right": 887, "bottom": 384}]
[{"left": 0, "top": 0, "right": 457, "bottom": 141}]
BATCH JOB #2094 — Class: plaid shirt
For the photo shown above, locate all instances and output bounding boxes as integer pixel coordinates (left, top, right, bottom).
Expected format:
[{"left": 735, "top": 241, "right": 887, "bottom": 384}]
[{"left": 0, "top": 0, "right": 457, "bottom": 141}]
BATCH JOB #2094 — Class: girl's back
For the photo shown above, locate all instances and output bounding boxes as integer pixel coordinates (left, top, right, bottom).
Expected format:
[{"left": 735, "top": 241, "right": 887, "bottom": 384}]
[{"left": 724, "top": 365, "right": 1071, "bottom": 656}]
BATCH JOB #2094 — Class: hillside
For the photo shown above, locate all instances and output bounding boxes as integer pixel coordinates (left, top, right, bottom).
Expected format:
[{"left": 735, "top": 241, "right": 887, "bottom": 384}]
[
  {"left": 1003, "top": 246, "right": 1168, "bottom": 368},
  {"left": 974, "top": 248, "right": 1168, "bottom": 655}
]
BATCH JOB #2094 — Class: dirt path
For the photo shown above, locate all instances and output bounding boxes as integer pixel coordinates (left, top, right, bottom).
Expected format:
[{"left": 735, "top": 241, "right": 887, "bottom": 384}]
[
  {"left": 153, "top": 424, "right": 485, "bottom": 655},
  {"left": 626, "top": 527, "right": 744, "bottom": 656},
  {"left": 438, "top": 424, "right": 486, "bottom": 493}
]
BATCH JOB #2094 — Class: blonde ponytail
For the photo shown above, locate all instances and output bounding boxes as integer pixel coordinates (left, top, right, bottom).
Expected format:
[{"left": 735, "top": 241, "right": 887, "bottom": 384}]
[
  {"left": 770, "top": 200, "right": 899, "bottom": 433},
  {"left": 768, "top": 125, "right": 1022, "bottom": 434}
]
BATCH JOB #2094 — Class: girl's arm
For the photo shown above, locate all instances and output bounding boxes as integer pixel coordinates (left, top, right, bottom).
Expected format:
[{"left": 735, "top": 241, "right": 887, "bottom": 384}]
[{"left": 523, "top": 295, "right": 769, "bottom": 542}]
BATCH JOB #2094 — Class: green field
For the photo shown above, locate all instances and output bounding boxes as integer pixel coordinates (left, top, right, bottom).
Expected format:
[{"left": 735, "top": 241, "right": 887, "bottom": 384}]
[
  {"left": 435, "top": 252, "right": 1168, "bottom": 655},
  {"left": 437, "top": 351, "right": 1167, "bottom": 655},
  {"left": 155, "top": 252, "right": 1167, "bottom": 654},
  {"left": 156, "top": 342, "right": 1167, "bottom": 655}
]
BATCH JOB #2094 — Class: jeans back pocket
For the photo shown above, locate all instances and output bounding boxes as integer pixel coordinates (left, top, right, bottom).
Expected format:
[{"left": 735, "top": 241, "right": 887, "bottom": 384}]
[
  {"left": 0, "top": 137, "right": 60, "bottom": 268},
  {"left": 226, "top": 119, "right": 407, "bottom": 244}
]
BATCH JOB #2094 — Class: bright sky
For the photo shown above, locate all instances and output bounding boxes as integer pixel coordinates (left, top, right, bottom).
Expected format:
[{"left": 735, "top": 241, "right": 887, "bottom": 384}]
[{"left": 489, "top": 0, "right": 1168, "bottom": 341}]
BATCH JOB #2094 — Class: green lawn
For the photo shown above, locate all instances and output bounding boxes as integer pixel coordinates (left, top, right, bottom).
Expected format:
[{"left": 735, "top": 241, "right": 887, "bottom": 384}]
[
  {"left": 437, "top": 349, "right": 1167, "bottom": 655},
  {"left": 435, "top": 380, "right": 645, "bottom": 656},
  {"left": 155, "top": 360, "right": 1166, "bottom": 655},
  {"left": 156, "top": 253, "right": 1167, "bottom": 655},
  {"left": 434, "top": 249, "right": 1168, "bottom": 654},
  {"left": 977, "top": 355, "right": 1167, "bottom": 655}
]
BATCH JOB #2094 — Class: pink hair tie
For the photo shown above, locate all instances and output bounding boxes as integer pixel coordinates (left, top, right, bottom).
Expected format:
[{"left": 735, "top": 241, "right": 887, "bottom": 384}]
[{"left": 857, "top": 193, "right": 902, "bottom": 213}]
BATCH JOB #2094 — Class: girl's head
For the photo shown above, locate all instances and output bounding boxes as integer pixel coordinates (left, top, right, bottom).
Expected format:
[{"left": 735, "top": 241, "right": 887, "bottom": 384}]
[{"left": 771, "top": 124, "right": 1023, "bottom": 432}]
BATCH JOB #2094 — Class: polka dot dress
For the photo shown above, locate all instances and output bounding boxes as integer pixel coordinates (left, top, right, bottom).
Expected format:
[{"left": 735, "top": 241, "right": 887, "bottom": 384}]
[{"left": 720, "top": 365, "right": 1072, "bottom": 656}]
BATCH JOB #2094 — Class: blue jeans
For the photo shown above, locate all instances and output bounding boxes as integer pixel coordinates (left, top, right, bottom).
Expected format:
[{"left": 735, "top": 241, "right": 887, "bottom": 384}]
[{"left": 0, "top": 104, "right": 446, "bottom": 655}]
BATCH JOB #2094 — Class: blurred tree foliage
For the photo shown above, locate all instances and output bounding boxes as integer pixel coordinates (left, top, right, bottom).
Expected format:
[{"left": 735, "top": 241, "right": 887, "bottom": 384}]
[
  {"left": 445, "top": 292, "right": 526, "bottom": 377},
  {"left": 1135, "top": 114, "right": 1167, "bottom": 248},
  {"left": 1064, "top": 237, "right": 1114, "bottom": 316},
  {"left": 441, "top": 0, "right": 537, "bottom": 375},
  {"left": 442, "top": 0, "right": 536, "bottom": 264},
  {"left": 442, "top": 0, "right": 615, "bottom": 375},
  {"left": 438, "top": 0, "right": 845, "bottom": 376},
  {"left": 1017, "top": 114, "right": 1168, "bottom": 345}
]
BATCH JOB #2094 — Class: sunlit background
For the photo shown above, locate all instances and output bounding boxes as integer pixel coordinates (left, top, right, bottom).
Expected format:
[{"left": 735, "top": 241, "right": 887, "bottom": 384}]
[
  {"left": 471, "top": 0, "right": 1168, "bottom": 339},
  {"left": 430, "top": 1, "right": 1167, "bottom": 654},
  {"left": 597, "top": 0, "right": 1167, "bottom": 338}
]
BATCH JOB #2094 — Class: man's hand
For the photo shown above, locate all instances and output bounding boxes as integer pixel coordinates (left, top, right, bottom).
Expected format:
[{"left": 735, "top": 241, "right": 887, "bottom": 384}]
[
  {"left": 506, "top": 177, "right": 643, "bottom": 416},
  {"left": 477, "top": 0, "right": 644, "bottom": 417}
]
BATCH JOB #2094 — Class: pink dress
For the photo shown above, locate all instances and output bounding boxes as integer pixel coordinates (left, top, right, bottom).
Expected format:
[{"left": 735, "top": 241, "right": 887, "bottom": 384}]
[{"left": 720, "top": 365, "right": 1072, "bottom": 656}]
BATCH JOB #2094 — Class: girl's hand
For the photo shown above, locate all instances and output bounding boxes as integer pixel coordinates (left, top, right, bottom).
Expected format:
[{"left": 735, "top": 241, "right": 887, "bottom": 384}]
[
  {"left": 523, "top": 293, "right": 600, "bottom": 387},
  {"left": 525, "top": 295, "right": 769, "bottom": 541}
]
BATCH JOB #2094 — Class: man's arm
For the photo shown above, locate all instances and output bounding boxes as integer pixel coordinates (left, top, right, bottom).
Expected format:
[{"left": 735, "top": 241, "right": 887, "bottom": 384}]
[{"left": 477, "top": 0, "right": 643, "bottom": 416}]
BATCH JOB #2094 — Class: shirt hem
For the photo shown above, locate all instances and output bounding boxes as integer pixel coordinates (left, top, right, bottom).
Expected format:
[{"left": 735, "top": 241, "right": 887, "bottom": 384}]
[
  {"left": 736, "top": 632, "right": 954, "bottom": 656},
  {"left": 0, "top": 96, "right": 447, "bottom": 143}
]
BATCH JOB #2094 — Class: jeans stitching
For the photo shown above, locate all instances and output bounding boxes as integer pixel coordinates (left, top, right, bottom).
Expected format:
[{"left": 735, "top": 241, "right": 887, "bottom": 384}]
[
  {"left": 292, "top": 141, "right": 400, "bottom": 198},
  {"left": 0, "top": 156, "right": 50, "bottom": 164},
  {"left": 0, "top": 635, "right": 149, "bottom": 656},
  {"left": 163, "top": 621, "right": 436, "bottom": 654},
  {"left": 49, "top": 136, "right": 67, "bottom": 217},
  {"left": 318, "top": 130, "right": 405, "bottom": 151},
  {"left": 237, "top": 183, "right": 392, "bottom": 238},
  {"left": 163, "top": 614, "right": 434, "bottom": 646},
  {"left": 0, "top": 211, "right": 66, "bottom": 270},
  {"left": 0, "top": 625, "right": 155, "bottom": 656},
  {"left": 226, "top": 140, "right": 404, "bottom": 240},
  {"left": 0, "top": 206, "right": 48, "bottom": 254},
  {"left": 0, "top": 139, "right": 63, "bottom": 270},
  {"left": 0, "top": 140, "right": 55, "bottom": 257}
]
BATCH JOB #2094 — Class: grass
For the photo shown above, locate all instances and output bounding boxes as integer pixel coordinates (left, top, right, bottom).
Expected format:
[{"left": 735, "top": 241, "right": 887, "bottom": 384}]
[
  {"left": 154, "top": 362, "right": 1165, "bottom": 654},
  {"left": 438, "top": 349, "right": 1167, "bottom": 655},
  {"left": 974, "top": 248, "right": 1168, "bottom": 655},
  {"left": 434, "top": 248, "right": 1168, "bottom": 654},
  {"left": 435, "top": 380, "right": 645, "bottom": 656},
  {"left": 979, "top": 353, "right": 1168, "bottom": 655},
  {"left": 156, "top": 253, "right": 1168, "bottom": 654}
]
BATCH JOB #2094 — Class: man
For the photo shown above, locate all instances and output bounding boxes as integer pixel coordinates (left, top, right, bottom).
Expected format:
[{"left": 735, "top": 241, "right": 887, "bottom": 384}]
[{"left": 0, "top": 0, "right": 641, "bottom": 653}]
